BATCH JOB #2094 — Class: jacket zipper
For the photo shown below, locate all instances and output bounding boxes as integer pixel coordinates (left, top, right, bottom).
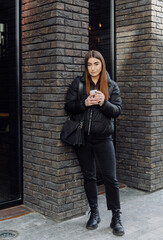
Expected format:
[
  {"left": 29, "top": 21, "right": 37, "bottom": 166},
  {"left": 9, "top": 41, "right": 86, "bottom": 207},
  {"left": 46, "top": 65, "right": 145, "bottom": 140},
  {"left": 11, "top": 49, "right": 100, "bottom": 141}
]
[{"left": 88, "top": 108, "right": 93, "bottom": 135}]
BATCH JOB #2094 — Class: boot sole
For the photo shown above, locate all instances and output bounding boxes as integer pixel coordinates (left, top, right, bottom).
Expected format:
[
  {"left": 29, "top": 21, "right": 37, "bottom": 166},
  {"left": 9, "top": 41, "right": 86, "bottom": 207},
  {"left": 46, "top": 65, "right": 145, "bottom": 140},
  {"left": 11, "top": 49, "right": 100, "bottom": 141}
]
[
  {"left": 113, "top": 230, "right": 125, "bottom": 236},
  {"left": 86, "top": 224, "right": 98, "bottom": 230}
]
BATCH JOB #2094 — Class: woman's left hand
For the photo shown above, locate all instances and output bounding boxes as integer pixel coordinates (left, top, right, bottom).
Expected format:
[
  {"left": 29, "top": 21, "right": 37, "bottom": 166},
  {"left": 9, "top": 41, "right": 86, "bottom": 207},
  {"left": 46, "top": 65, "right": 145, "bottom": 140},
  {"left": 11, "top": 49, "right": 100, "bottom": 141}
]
[{"left": 95, "top": 91, "right": 105, "bottom": 106}]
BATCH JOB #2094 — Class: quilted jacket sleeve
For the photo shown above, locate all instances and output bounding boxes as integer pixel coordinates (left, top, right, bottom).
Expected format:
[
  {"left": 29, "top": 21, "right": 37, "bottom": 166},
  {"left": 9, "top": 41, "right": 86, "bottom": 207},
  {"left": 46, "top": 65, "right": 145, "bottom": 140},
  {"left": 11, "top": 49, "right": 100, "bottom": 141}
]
[
  {"left": 100, "top": 81, "right": 122, "bottom": 118},
  {"left": 65, "top": 77, "right": 86, "bottom": 115}
]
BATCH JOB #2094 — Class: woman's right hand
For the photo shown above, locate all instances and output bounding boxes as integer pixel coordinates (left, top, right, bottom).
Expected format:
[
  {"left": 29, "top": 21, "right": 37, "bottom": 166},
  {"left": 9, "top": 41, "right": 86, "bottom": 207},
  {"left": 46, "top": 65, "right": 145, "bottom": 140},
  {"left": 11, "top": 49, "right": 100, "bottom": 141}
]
[{"left": 85, "top": 94, "right": 99, "bottom": 106}]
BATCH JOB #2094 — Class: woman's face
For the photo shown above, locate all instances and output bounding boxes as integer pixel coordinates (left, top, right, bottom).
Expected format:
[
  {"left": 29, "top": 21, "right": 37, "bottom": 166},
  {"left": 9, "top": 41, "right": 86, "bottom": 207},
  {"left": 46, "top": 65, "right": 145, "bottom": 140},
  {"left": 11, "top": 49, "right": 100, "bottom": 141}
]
[{"left": 87, "top": 57, "right": 102, "bottom": 79}]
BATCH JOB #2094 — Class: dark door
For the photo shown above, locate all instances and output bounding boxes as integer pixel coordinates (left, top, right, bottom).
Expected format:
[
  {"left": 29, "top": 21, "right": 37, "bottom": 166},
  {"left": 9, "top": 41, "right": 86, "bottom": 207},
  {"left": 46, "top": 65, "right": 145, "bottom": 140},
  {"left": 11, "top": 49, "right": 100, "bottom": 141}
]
[
  {"left": 0, "top": 0, "right": 22, "bottom": 209},
  {"left": 89, "top": 0, "right": 115, "bottom": 184}
]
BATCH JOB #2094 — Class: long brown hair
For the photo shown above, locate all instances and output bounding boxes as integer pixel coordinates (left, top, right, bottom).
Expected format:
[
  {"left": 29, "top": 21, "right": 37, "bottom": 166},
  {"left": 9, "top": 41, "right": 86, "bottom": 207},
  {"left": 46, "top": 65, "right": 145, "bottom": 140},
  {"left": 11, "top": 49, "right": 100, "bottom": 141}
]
[{"left": 84, "top": 50, "right": 108, "bottom": 100}]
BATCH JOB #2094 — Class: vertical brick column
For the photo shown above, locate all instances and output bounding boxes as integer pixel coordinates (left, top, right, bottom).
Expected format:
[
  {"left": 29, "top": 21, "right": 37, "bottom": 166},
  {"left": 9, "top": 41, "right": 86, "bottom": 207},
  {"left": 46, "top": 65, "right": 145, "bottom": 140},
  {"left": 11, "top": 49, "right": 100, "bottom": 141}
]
[
  {"left": 150, "top": 0, "right": 163, "bottom": 190},
  {"left": 22, "top": 0, "right": 89, "bottom": 221},
  {"left": 115, "top": 0, "right": 163, "bottom": 191}
]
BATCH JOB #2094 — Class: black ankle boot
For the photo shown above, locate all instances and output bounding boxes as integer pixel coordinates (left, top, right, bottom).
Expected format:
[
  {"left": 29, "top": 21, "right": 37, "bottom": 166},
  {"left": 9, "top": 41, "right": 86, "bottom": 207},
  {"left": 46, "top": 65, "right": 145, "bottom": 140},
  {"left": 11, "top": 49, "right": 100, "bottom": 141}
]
[
  {"left": 86, "top": 205, "right": 101, "bottom": 230},
  {"left": 110, "top": 210, "right": 125, "bottom": 236}
]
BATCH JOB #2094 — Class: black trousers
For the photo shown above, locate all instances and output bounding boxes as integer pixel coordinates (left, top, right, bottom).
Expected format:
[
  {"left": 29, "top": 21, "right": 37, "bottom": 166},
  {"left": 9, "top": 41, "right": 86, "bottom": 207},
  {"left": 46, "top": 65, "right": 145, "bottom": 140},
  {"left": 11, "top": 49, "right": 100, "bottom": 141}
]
[{"left": 74, "top": 135, "right": 120, "bottom": 210}]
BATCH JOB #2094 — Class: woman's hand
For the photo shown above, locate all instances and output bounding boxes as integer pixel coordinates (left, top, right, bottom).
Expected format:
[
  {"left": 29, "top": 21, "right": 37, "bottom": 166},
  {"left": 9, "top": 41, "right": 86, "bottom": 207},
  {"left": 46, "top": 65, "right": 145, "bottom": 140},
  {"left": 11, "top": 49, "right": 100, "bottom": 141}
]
[
  {"left": 85, "top": 94, "right": 98, "bottom": 106},
  {"left": 85, "top": 91, "right": 105, "bottom": 107},
  {"left": 96, "top": 91, "right": 105, "bottom": 106}
]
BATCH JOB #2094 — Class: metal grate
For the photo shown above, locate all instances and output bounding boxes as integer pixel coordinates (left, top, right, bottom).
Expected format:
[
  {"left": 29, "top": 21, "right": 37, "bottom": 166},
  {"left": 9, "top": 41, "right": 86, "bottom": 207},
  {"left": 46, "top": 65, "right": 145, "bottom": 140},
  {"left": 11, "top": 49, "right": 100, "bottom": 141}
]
[{"left": 0, "top": 230, "right": 19, "bottom": 239}]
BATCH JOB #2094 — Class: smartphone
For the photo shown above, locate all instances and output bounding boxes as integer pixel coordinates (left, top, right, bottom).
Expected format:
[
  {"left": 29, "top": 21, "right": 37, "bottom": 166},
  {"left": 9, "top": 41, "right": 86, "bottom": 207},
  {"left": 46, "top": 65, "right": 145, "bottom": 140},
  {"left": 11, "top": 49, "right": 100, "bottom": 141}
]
[
  {"left": 90, "top": 90, "right": 97, "bottom": 98},
  {"left": 90, "top": 90, "right": 97, "bottom": 95}
]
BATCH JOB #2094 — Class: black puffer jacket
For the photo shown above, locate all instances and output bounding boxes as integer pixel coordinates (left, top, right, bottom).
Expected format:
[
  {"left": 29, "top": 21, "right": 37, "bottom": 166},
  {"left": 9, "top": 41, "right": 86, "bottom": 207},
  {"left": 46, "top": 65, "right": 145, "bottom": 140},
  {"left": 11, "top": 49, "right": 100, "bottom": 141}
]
[{"left": 65, "top": 72, "right": 122, "bottom": 137}]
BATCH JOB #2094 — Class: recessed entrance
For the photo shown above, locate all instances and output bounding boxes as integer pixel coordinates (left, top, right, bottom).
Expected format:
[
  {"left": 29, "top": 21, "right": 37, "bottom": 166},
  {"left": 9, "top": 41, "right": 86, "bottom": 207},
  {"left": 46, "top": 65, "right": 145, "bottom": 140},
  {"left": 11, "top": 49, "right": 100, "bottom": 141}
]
[
  {"left": 89, "top": 0, "right": 115, "bottom": 184},
  {"left": 89, "top": 0, "right": 115, "bottom": 79}
]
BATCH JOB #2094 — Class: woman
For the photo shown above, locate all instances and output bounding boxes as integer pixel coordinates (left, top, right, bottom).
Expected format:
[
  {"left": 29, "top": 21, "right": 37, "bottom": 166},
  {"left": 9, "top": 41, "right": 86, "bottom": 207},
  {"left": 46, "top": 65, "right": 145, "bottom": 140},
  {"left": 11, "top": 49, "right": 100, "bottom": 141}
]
[{"left": 65, "top": 50, "right": 125, "bottom": 236}]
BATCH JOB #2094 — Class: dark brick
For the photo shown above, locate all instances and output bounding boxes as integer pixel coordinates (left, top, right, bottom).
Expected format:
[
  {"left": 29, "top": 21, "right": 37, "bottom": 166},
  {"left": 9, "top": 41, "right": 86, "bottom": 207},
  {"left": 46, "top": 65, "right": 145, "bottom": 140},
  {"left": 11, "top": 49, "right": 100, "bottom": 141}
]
[
  {"left": 22, "top": 0, "right": 89, "bottom": 222},
  {"left": 116, "top": 0, "right": 163, "bottom": 191}
]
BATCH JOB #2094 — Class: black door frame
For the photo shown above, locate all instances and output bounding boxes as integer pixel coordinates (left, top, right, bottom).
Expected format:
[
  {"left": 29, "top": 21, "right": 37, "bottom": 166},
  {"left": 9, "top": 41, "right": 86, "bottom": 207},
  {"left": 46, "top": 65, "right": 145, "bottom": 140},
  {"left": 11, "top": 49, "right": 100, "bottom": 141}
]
[
  {"left": 15, "top": 0, "right": 23, "bottom": 208},
  {"left": 0, "top": 0, "right": 23, "bottom": 210}
]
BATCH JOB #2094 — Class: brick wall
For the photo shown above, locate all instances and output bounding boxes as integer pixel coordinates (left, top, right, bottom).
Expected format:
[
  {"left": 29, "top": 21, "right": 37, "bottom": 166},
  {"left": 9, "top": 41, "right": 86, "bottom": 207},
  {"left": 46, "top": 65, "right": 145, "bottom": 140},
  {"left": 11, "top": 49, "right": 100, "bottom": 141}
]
[
  {"left": 150, "top": 0, "right": 163, "bottom": 190},
  {"left": 22, "top": 0, "right": 89, "bottom": 221},
  {"left": 116, "top": 0, "right": 163, "bottom": 191}
]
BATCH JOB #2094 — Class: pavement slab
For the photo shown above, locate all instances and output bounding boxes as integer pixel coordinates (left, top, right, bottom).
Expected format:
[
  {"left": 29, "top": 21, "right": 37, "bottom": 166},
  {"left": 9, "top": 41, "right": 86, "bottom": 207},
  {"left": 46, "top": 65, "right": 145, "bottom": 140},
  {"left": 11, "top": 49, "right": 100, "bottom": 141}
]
[{"left": 0, "top": 187, "right": 163, "bottom": 240}]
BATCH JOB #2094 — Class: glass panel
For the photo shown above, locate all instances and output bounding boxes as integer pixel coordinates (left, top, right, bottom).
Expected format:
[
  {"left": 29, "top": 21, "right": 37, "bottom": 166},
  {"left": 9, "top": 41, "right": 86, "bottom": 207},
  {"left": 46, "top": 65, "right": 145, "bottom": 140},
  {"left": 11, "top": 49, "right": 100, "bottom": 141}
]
[
  {"left": 0, "top": 0, "right": 22, "bottom": 206},
  {"left": 89, "top": 0, "right": 114, "bottom": 79}
]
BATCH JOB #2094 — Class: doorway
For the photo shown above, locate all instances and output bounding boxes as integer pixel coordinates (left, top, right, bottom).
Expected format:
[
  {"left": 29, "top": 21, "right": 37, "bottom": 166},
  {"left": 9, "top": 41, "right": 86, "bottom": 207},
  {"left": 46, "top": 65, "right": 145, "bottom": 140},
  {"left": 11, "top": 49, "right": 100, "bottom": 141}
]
[
  {"left": 89, "top": 0, "right": 115, "bottom": 184},
  {"left": 0, "top": 0, "right": 22, "bottom": 209}
]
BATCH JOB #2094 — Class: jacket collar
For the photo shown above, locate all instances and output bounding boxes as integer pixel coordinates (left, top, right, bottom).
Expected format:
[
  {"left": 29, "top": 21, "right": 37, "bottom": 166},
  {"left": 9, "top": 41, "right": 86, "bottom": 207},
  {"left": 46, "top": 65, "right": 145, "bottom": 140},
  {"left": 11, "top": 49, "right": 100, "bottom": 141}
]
[{"left": 106, "top": 71, "right": 112, "bottom": 84}]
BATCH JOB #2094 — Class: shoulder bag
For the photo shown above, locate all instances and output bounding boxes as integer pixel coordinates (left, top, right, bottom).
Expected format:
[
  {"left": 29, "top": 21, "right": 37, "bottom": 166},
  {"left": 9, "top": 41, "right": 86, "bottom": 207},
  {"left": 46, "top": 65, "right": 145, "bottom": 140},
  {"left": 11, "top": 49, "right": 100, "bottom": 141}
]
[{"left": 60, "top": 79, "right": 84, "bottom": 146}]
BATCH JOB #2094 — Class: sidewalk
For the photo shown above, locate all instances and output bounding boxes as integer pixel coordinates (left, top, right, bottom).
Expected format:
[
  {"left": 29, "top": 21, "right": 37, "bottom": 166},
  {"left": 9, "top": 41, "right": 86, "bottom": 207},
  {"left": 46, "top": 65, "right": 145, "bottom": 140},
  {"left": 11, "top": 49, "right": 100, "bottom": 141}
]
[{"left": 0, "top": 187, "right": 163, "bottom": 240}]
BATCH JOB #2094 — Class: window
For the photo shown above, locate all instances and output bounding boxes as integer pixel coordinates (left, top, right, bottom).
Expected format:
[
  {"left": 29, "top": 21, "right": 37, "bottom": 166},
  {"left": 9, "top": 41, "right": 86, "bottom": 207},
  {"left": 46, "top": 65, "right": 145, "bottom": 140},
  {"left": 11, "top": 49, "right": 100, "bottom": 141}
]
[{"left": 0, "top": 0, "right": 22, "bottom": 209}]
